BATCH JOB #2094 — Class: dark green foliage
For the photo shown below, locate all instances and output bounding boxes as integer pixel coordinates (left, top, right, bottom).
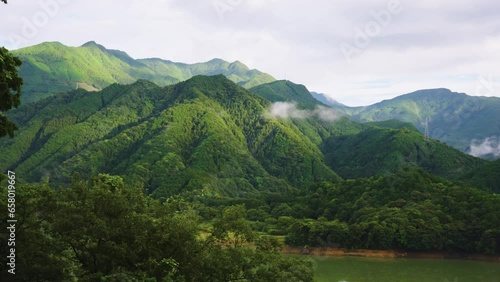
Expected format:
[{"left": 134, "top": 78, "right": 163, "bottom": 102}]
[
  {"left": 0, "top": 47, "right": 23, "bottom": 137},
  {"left": 324, "top": 126, "right": 487, "bottom": 179},
  {"left": 364, "top": 119, "right": 420, "bottom": 132},
  {"left": 0, "top": 75, "right": 340, "bottom": 197},
  {"left": 276, "top": 168, "right": 500, "bottom": 254},
  {"left": 459, "top": 159, "right": 500, "bottom": 193},
  {"left": 247, "top": 79, "right": 487, "bottom": 181},
  {"left": 0, "top": 174, "right": 314, "bottom": 281},
  {"left": 1, "top": 74, "right": 497, "bottom": 261},
  {"left": 333, "top": 88, "right": 500, "bottom": 154},
  {"left": 1, "top": 75, "right": 492, "bottom": 197}
]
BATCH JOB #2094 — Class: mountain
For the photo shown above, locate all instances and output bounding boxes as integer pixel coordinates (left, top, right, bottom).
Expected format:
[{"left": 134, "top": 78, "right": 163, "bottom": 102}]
[
  {"left": 459, "top": 159, "right": 500, "bottom": 193},
  {"left": 324, "top": 126, "right": 487, "bottom": 179},
  {"left": 12, "top": 41, "right": 275, "bottom": 103},
  {"left": 1, "top": 76, "right": 491, "bottom": 196},
  {"left": 250, "top": 81, "right": 488, "bottom": 181},
  {"left": 310, "top": 92, "right": 346, "bottom": 108},
  {"left": 0, "top": 75, "right": 339, "bottom": 198},
  {"left": 250, "top": 80, "right": 324, "bottom": 108},
  {"left": 328, "top": 88, "right": 500, "bottom": 157}
]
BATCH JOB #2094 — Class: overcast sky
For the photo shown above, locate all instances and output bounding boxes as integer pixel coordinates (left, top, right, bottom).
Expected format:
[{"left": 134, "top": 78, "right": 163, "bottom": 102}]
[{"left": 1, "top": 0, "right": 500, "bottom": 106}]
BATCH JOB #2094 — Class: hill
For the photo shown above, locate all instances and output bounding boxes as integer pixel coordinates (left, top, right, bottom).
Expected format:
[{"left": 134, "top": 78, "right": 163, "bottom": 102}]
[
  {"left": 328, "top": 89, "right": 500, "bottom": 157},
  {"left": 250, "top": 80, "right": 324, "bottom": 109},
  {"left": 248, "top": 81, "right": 488, "bottom": 180},
  {"left": 1, "top": 76, "right": 490, "bottom": 195},
  {"left": 310, "top": 91, "right": 346, "bottom": 108},
  {"left": 459, "top": 159, "right": 500, "bottom": 193},
  {"left": 12, "top": 41, "right": 275, "bottom": 103},
  {"left": 324, "top": 126, "right": 487, "bottom": 179},
  {"left": 0, "top": 75, "right": 339, "bottom": 197}
]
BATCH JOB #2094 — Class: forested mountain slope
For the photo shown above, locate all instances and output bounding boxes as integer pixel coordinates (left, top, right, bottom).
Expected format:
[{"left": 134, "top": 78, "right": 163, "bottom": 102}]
[
  {"left": 323, "top": 88, "right": 500, "bottom": 156},
  {"left": 1, "top": 76, "right": 491, "bottom": 196},
  {"left": 13, "top": 41, "right": 275, "bottom": 103},
  {"left": 0, "top": 75, "right": 338, "bottom": 198}
]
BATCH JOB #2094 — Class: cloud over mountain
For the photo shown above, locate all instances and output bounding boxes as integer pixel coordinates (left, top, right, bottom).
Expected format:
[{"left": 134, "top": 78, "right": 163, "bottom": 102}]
[
  {"left": 469, "top": 137, "right": 500, "bottom": 158},
  {"left": 267, "top": 102, "right": 341, "bottom": 122}
]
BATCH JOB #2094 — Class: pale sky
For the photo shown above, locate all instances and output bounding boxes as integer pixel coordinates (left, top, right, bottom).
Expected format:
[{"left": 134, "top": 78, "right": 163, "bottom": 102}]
[{"left": 1, "top": 0, "right": 500, "bottom": 106}]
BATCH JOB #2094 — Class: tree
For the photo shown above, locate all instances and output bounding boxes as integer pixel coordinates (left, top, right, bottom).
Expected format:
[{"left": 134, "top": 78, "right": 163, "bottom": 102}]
[{"left": 0, "top": 47, "right": 23, "bottom": 137}]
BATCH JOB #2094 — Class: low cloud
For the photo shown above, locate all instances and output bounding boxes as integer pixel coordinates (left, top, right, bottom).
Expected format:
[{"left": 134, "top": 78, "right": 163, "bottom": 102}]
[
  {"left": 468, "top": 137, "right": 500, "bottom": 158},
  {"left": 267, "top": 102, "right": 341, "bottom": 122}
]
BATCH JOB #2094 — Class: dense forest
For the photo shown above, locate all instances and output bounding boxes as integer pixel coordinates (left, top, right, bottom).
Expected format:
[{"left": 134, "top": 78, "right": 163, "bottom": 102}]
[
  {"left": 0, "top": 174, "right": 315, "bottom": 281},
  {"left": 12, "top": 41, "right": 275, "bottom": 103},
  {"left": 1, "top": 167, "right": 499, "bottom": 281},
  {"left": 1, "top": 74, "right": 499, "bottom": 281}
]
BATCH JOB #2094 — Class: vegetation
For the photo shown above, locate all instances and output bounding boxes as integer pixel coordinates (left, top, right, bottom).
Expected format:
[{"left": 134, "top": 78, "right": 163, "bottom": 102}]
[
  {"left": 329, "top": 88, "right": 500, "bottom": 155},
  {"left": 250, "top": 80, "right": 324, "bottom": 109},
  {"left": 459, "top": 159, "right": 500, "bottom": 193},
  {"left": 2, "top": 75, "right": 493, "bottom": 193},
  {"left": 0, "top": 47, "right": 23, "bottom": 137},
  {"left": 324, "top": 126, "right": 487, "bottom": 179},
  {"left": 0, "top": 174, "right": 314, "bottom": 281},
  {"left": 203, "top": 168, "right": 500, "bottom": 255},
  {"left": 0, "top": 75, "right": 340, "bottom": 197},
  {"left": 0, "top": 73, "right": 499, "bottom": 280},
  {"left": 13, "top": 42, "right": 275, "bottom": 103}
]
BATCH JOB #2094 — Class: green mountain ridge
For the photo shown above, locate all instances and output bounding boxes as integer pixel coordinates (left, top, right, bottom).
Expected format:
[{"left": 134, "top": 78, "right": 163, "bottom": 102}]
[
  {"left": 248, "top": 81, "right": 488, "bottom": 179},
  {"left": 1, "top": 76, "right": 493, "bottom": 195},
  {"left": 310, "top": 91, "right": 346, "bottom": 107},
  {"left": 250, "top": 80, "right": 325, "bottom": 109},
  {"left": 318, "top": 88, "right": 500, "bottom": 157},
  {"left": 1, "top": 75, "right": 340, "bottom": 198},
  {"left": 13, "top": 41, "right": 275, "bottom": 103}
]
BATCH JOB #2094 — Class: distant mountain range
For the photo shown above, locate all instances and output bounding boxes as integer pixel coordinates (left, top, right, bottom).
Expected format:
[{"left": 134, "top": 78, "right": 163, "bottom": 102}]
[
  {"left": 310, "top": 92, "right": 346, "bottom": 107},
  {"left": 313, "top": 89, "right": 500, "bottom": 158},
  {"left": 12, "top": 41, "right": 275, "bottom": 103},
  {"left": 9, "top": 41, "right": 500, "bottom": 161}
]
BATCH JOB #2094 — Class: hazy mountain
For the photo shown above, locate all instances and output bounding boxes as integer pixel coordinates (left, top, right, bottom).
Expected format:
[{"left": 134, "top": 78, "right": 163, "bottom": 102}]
[
  {"left": 322, "top": 88, "right": 500, "bottom": 157},
  {"left": 12, "top": 41, "right": 275, "bottom": 103},
  {"left": 310, "top": 92, "right": 346, "bottom": 108}
]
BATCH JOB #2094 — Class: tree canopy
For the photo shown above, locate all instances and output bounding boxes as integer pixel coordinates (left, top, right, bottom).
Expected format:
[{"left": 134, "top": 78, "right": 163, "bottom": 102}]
[{"left": 0, "top": 47, "right": 23, "bottom": 137}]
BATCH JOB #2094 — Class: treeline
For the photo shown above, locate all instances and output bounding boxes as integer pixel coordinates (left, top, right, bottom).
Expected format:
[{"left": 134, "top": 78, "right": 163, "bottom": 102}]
[
  {"left": 0, "top": 174, "right": 314, "bottom": 282},
  {"left": 1, "top": 168, "right": 499, "bottom": 281},
  {"left": 195, "top": 168, "right": 500, "bottom": 255}
]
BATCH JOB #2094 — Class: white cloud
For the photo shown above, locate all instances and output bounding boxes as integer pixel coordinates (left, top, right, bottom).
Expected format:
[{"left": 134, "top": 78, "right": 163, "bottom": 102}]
[
  {"left": 267, "top": 102, "right": 341, "bottom": 122},
  {"left": 313, "top": 105, "right": 342, "bottom": 122},
  {"left": 468, "top": 137, "right": 500, "bottom": 158}
]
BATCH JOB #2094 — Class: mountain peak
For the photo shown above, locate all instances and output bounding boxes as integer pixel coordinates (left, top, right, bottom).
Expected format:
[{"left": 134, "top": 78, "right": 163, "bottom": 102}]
[
  {"left": 13, "top": 41, "right": 276, "bottom": 103},
  {"left": 250, "top": 80, "right": 322, "bottom": 108},
  {"left": 81, "top": 41, "right": 109, "bottom": 52},
  {"left": 311, "top": 92, "right": 345, "bottom": 107},
  {"left": 398, "top": 88, "right": 467, "bottom": 101},
  {"left": 206, "top": 58, "right": 227, "bottom": 64},
  {"left": 228, "top": 60, "right": 249, "bottom": 72},
  {"left": 82, "top": 40, "right": 99, "bottom": 47}
]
